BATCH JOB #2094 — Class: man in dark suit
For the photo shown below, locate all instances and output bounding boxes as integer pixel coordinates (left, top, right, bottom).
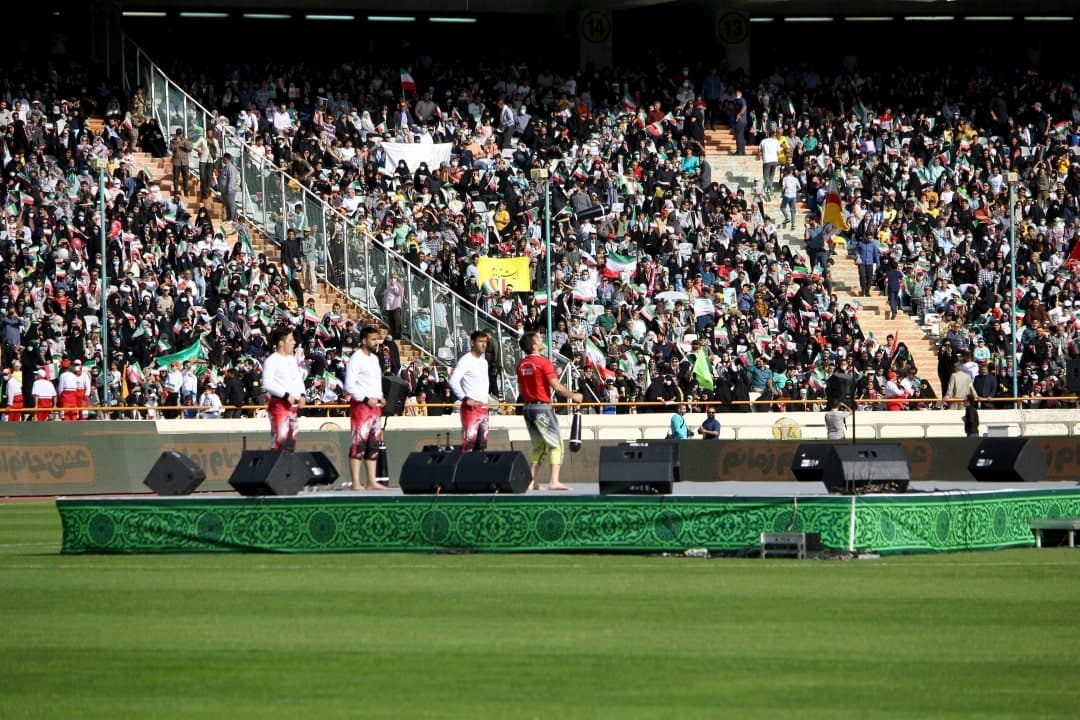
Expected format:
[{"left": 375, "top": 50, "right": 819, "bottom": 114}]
[{"left": 392, "top": 100, "right": 415, "bottom": 135}]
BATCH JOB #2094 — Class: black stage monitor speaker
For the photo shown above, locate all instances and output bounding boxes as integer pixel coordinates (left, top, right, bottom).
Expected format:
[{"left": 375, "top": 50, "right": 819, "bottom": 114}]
[
  {"left": 968, "top": 438, "right": 1047, "bottom": 483},
  {"left": 400, "top": 449, "right": 531, "bottom": 494},
  {"left": 790, "top": 444, "right": 836, "bottom": 484},
  {"left": 229, "top": 450, "right": 324, "bottom": 496},
  {"left": 144, "top": 451, "right": 206, "bottom": 496},
  {"left": 599, "top": 442, "right": 679, "bottom": 495},
  {"left": 400, "top": 447, "right": 462, "bottom": 493},
  {"left": 300, "top": 451, "right": 340, "bottom": 486},
  {"left": 1066, "top": 358, "right": 1080, "bottom": 394},
  {"left": 454, "top": 451, "right": 531, "bottom": 494},
  {"left": 382, "top": 373, "right": 410, "bottom": 417},
  {"left": 822, "top": 444, "right": 911, "bottom": 494}
]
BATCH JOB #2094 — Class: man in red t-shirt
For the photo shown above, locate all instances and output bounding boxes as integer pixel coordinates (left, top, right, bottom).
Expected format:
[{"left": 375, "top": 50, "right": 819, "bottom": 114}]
[{"left": 515, "top": 331, "right": 582, "bottom": 491}]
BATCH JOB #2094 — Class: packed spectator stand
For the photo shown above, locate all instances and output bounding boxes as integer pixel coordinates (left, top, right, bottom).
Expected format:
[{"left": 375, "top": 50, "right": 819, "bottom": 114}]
[{"left": 2, "top": 52, "right": 1079, "bottom": 421}]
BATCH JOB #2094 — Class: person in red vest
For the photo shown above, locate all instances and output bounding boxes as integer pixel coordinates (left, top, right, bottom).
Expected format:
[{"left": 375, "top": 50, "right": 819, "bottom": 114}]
[
  {"left": 31, "top": 369, "right": 57, "bottom": 421},
  {"left": 4, "top": 368, "right": 23, "bottom": 422}
]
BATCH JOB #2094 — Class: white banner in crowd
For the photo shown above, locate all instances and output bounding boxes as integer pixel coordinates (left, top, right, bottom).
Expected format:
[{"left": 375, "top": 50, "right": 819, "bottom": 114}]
[{"left": 381, "top": 142, "right": 453, "bottom": 173}]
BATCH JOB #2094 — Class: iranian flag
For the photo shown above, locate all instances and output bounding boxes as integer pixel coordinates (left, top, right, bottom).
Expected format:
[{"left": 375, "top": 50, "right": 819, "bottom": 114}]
[
  {"left": 303, "top": 306, "right": 320, "bottom": 324},
  {"left": 126, "top": 361, "right": 145, "bottom": 385},
  {"left": 604, "top": 252, "right": 637, "bottom": 279},
  {"left": 619, "top": 350, "right": 643, "bottom": 375},
  {"left": 620, "top": 175, "right": 643, "bottom": 195},
  {"left": 1053, "top": 120, "right": 1070, "bottom": 135},
  {"left": 481, "top": 279, "right": 506, "bottom": 296},
  {"left": 693, "top": 298, "right": 714, "bottom": 318},
  {"left": 584, "top": 338, "right": 605, "bottom": 366},
  {"left": 533, "top": 291, "right": 548, "bottom": 306},
  {"left": 584, "top": 338, "right": 615, "bottom": 380},
  {"left": 621, "top": 94, "right": 638, "bottom": 112},
  {"left": 645, "top": 112, "right": 675, "bottom": 136},
  {"left": 238, "top": 225, "right": 254, "bottom": 254},
  {"left": 400, "top": 69, "right": 417, "bottom": 95}
]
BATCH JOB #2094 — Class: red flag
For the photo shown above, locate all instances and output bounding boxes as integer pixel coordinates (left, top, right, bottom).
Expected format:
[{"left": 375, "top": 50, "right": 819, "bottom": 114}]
[{"left": 1068, "top": 238, "right": 1080, "bottom": 263}]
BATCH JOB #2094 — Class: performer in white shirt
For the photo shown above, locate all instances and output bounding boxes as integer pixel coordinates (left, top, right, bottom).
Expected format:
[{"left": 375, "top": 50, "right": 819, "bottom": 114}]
[
  {"left": 344, "top": 326, "right": 386, "bottom": 490},
  {"left": 448, "top": 330, "right": 490, "bottom": 451},
  {"left": 74, "top": 361, "right": 92, "bottom": 420},
  {"left": 32, "top": 369, "right": 57, "bottom": 421},
  {"left": 58, "top": 360, "right": 82, "bottom": 421},
  {"left": 4, "top": 367, "right": 23, "bottom": 422},
  {"left": 261, "top": 326, "right": 306, "bottom": 451}
]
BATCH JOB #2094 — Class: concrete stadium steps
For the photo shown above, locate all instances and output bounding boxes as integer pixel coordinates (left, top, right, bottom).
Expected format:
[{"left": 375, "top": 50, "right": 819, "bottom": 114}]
[
  {"left": 705, "top": 130, "right": 937, "bottom": 377},
  {"left": 703, "top": 125, "right": 760, "bottom": 158},
  {"left": 89, "top": 117, "right": 426, "bottom": 366}
]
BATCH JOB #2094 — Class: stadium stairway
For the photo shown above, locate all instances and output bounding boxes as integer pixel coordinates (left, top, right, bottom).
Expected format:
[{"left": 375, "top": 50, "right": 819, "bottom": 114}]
[
  {"left": 86, "top": 117, "right": 424, "bottom": 365},
  {"left": 705, "top": 127, "right": 938, "bottom": 376}
]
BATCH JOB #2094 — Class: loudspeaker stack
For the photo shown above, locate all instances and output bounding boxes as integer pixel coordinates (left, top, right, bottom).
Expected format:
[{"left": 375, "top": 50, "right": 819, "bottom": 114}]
[
  {"left": 791, "top": 443, "right": 911, "bottom": 494},
  {"left": 598, "top": 441, "right": 680, "bottom": 495},
  {"left": 399, "top": 448, "right": 531, "bottom": 494},
  {"left": 228, "top": 450, "right": 340, "bottom": 496}
]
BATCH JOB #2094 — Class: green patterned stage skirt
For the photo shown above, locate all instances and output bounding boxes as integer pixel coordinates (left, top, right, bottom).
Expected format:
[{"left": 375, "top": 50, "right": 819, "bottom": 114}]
[{"left": 56, "top": 488, "right": 1080, "bottom": 555}]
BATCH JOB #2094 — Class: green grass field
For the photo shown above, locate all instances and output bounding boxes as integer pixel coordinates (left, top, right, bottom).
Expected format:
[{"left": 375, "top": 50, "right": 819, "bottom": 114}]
[{"left": 3, "top": 502, "right": 1080, "bottom": 719}]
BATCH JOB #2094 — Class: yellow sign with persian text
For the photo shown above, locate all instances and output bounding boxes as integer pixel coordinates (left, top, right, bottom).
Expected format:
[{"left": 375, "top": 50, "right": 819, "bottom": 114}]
[{"left": 477, "top": 256, "right": 532, "bottom": 292}]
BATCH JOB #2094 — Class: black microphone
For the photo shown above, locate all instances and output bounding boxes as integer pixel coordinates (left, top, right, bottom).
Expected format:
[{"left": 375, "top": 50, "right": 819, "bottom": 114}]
[{"left": 569, "top": 410, "right": 582, "bottom": 452}]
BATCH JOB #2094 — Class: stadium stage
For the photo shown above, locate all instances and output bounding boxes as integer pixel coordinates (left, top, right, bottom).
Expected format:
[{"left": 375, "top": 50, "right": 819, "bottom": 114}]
[{"left": 56, "top": 481, "right": 1080, "bottom": 556}]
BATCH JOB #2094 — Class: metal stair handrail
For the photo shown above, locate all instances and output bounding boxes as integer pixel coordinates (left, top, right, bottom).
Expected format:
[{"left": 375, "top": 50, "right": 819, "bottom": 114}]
[{"left": 118, "top": 35, "right": 572, "bottom": 400}]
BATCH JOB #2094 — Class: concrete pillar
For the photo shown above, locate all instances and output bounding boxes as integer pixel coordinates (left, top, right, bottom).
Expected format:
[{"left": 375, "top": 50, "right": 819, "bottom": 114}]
[
  {"left": 713, "top": 8, "right": 751, "bottom": 75},
  {"left": 577, "top": 9, "right": 613, "bottom": 70}
]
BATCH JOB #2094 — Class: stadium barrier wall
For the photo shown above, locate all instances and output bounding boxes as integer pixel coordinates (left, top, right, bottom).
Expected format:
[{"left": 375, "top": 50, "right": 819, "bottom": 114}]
[{"left": 3, "top": 419, "right": 1080, "bottom": 495}]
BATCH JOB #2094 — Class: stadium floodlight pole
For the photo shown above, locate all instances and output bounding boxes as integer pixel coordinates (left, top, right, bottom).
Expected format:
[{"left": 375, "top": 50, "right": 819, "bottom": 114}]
[
  {"left": 97, "top": 158, "right": 110, "bottom": 411},
  {"left": 531, "top": 167, "right": 552, "bottom": 360},
  {"left": 1006, "top": 171, "right": 1019, "bottom": 403}
]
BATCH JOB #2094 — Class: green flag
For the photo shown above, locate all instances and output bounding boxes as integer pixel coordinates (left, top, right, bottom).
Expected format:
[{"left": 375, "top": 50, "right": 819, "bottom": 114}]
[
  {"left": 693, "top": 352, "right": 714, "bottom": 391},
  {"left": 155, "top": 340, "right": 207, "bottom": 369}
]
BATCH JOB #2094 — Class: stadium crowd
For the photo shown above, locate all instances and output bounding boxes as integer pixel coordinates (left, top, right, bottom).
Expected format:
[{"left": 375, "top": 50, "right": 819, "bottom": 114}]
[{"left": 2, "top": 55, "right": 1079, "bottom": 420}]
